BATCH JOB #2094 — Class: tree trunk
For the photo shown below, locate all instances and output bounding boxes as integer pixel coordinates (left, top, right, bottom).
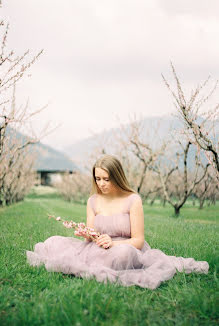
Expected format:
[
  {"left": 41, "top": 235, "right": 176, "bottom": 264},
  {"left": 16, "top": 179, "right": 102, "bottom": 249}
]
[
  {"left": 137, "top": 165, "right": 147, "bottom": 194},
  {"left": 174, "top": 206, "right": 180, "bottom": 216},
  {"left": 199, "top": 199, "right": 205, "bottom": 209},
  {"left": 150, "top": 198, "right": 155, "bottom": 206}
]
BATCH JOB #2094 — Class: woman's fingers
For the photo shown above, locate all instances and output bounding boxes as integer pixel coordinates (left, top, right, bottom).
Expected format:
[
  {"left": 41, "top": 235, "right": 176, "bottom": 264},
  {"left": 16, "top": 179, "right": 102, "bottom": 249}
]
[
  {"left": 97, "top": 240, "right": 108, "bottom": 246},
  {"left": 96, "top": 234, "right": 112, "bottom": 248},
  {"left": 98, "top": 234, "right": 106, "bottom": 240},
  {"left": 96, "top": 236, "right": 108, "bottom": 244}
]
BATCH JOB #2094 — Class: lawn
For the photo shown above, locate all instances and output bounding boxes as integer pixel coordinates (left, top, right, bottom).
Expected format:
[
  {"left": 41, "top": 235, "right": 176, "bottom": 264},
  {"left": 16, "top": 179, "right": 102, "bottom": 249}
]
[{"left": 0, "top": 186, "right": 218, "bottom": 326}]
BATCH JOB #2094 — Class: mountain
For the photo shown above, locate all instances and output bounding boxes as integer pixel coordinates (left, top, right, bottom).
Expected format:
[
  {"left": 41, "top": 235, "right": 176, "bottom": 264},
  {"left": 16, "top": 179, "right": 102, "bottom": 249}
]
[
  {"left": 32, "top": 142, "right": 79, "bottom": 172},
  {"left": 63, "top": 115, "right": 215, "bottom": 170},
  {"left": 63, "top": 115, "right": 183, "bottom": 162},
  {"left": 6, "top": 127, "right": 79, "bottom": 172}
]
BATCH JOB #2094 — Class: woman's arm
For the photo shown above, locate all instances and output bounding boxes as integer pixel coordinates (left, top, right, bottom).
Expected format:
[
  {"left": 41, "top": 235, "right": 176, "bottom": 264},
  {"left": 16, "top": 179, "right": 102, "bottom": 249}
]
[
  {"left": 112, "top": 195, "right": 145, "bottom": 249},
  {"left": 84, "top": 197, "right": 96, "bottom": 242}
]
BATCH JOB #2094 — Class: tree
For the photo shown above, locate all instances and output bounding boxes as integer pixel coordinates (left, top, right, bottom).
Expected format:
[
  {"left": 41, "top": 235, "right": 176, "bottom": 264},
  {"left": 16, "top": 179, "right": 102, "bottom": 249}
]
[
  {"left": 193, "top": 168, "right": 219, "bottom": 209},
  {"left": 0, "top": 21, "right": 48, "bottom": 205},
  {"left": 55, "top": 172, "right": 91, "bottom": 204},
  {"left": 156, "top": 140, "right": 209, "bottom": 216},
  {"left": 162, "top": 62, "right": 219, "bottom": 179},
  {"left": 117, "top": 116, "right": 167, "bottom": 194}
]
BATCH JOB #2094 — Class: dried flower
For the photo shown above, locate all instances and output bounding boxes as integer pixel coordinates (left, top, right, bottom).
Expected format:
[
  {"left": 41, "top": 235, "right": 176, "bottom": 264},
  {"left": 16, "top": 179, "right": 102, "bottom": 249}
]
[{"left": 48, "top": 214, "right": 101, "bottom": 242}]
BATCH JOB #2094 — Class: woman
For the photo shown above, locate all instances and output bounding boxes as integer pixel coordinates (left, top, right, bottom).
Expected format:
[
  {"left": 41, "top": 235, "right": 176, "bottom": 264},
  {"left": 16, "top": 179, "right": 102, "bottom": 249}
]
[{"left": 26, "top": 155, "right": 209, "bottom": 289}]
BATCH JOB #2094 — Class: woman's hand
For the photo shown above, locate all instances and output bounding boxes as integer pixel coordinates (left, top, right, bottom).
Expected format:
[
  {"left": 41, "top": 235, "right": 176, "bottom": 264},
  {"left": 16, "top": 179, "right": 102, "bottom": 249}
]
[
  {"left": 75, "top": 229, "right": 92, "bottom": 242},
  {"left": 96, "top": 234, "right": 113, "bottom": 249}
]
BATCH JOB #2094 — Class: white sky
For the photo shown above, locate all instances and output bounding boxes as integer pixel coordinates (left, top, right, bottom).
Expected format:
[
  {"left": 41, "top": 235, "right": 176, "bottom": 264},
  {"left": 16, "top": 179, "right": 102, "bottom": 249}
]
[{"left": 1, "top": 0, "right": 219, "bottom": 149}]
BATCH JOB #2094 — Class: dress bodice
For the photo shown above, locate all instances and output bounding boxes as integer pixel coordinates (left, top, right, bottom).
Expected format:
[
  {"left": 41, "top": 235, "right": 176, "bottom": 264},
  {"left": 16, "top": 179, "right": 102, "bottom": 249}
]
[
  {"left": 89, "top": 193, "right": 140, "bottom": 238},
  {"left": 94, "top": 213, "right": 131, "bottom": 238}
]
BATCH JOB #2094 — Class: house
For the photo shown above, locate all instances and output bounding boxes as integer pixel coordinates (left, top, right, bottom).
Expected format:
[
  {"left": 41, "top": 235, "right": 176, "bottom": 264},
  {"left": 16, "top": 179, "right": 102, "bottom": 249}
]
[
  {"left": 5, "top": 126, "right": 79, "bottom": 185},
  {"left": 33, "top": 142, "right": 78, "bottom": 185}
]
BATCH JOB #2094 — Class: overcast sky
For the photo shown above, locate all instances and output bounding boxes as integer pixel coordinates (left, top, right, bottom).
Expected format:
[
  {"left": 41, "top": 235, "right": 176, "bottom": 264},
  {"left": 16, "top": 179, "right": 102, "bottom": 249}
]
[{"left": 1, "top": 0, "right": 219, "bottom": 149}]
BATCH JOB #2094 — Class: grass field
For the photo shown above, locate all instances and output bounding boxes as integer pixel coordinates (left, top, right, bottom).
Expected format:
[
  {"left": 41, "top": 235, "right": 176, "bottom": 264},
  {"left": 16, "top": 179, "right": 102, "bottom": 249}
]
[{"left": 0, "top": 186, "right": 218, "bottom": 326}]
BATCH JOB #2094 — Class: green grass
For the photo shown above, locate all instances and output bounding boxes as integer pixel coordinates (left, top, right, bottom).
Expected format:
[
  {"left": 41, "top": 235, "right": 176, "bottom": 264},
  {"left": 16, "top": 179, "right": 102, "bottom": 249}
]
[{"left": 0, "top": 187, "right": 218, "bottom": 326}]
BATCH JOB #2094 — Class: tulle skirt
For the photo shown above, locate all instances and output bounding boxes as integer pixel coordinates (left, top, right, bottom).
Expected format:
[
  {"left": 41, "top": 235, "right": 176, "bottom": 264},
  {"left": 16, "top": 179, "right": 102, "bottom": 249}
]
[{"left": 26, "top": 236, "right": 209, "bottom": 290}]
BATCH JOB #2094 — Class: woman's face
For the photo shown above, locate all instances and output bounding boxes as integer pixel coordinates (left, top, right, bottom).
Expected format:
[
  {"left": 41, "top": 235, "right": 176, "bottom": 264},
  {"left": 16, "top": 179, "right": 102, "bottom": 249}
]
[{"left": 95, "top": 167, "right": 117, "bottom": 195}]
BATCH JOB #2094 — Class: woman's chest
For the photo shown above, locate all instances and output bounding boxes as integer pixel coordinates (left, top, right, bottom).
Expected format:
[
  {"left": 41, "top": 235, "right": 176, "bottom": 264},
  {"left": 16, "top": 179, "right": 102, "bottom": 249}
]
[
  {"left": 94, "top": 213, "right": 131, "bottom": 238},
  {"left": 95, "top": 197, "right": 128, "bottom": 216}
]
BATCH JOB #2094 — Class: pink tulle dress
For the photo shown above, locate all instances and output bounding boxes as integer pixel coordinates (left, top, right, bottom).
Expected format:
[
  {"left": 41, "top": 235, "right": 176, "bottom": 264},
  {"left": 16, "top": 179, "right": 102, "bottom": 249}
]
[{"left": 26, "top": 193, "right": 209, "bottom": 289}]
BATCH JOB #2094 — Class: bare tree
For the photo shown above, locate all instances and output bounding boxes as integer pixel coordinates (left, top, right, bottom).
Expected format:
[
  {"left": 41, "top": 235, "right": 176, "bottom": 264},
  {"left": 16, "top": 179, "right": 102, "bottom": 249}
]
[
  {"left": 137, "top": 170, "right": 162, "bottom": 204},
  {"left": 156, "top": 140, "right": 209, "bottom": 216},
  {"left": 193, "top": 168, "right": 219, "bottom": 209},
  {"left": 162, "top": 62, "right": 219, "bottom": 179},
  {"left": 0, "top": 21, "right": 51, "bottom": 205},
  {"left": 55, "top": 172, "right": 91, "bottom": 204},
  {"left": 117, "top": 116, "right": 168, "bottom": 194},
  {"left": 0, "top": 137, "right": 36, "bottom": 205}
]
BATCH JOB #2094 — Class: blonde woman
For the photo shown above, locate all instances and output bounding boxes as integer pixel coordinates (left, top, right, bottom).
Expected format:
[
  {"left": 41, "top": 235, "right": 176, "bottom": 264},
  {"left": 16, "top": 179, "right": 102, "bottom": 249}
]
[{"left": 27, "top": 155, "right": 209, "bottom": 289}]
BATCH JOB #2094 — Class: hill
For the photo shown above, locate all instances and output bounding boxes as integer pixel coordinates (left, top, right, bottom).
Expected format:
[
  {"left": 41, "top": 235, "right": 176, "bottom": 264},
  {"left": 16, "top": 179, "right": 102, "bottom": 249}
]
[
  {"left": 63, "top": 115, "right": 214, "bottom": 169},
  {"left": 6, "top": 127, "right": 79, "bottom": 172},
  {"left": 63, "top": 115, "right": 183, "bottom": 161}
]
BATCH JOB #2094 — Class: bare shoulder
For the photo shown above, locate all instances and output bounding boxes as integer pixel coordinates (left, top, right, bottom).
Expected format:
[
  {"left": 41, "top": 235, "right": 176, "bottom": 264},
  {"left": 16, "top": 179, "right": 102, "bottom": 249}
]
[
  {"left": 129, "top": 194, "right": 144, "bottom": 220},
  {"left": 87, "top": 193, "right": 97, "bottom": 202},
  {"left": 129, "top": 193, "right": 142, "bottom": 205},
  {"left": 129, "top": 193, "right": 141, "bottom": 200},
  {"left": 87, "top": 194, "right": 97, "bottom": 210}
]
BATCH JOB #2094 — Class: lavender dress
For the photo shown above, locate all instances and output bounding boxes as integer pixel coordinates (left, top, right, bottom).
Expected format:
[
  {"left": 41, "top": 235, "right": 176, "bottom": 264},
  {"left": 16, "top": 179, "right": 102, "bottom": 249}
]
[{"left": 26, "top": 193, "right": 209, "bottom": 289}]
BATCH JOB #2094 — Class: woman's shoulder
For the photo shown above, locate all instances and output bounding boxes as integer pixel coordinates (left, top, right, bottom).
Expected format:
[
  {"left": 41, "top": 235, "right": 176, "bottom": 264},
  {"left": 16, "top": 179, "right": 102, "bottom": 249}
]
[
  {"left": 125, "top": 192, "right": 142, "bottom": 211},
  {"left": 88, "top": 193, "right": 97, "bottom": 200},
  {"left": 127, "top": 192, "right": 141, "bottom": 201},
  {"left": 87, "top": 194, "right": 97, "bottom": 205},
  {"left": 87, "top": 194, "right": 98, "bottom": 213}
]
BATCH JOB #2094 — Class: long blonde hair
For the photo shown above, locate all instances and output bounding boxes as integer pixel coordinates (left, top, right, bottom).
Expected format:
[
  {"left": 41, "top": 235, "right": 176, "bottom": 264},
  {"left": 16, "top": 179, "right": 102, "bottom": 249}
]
[{"left": 91, "top": 154, "right": 135, "bottom": 195}]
